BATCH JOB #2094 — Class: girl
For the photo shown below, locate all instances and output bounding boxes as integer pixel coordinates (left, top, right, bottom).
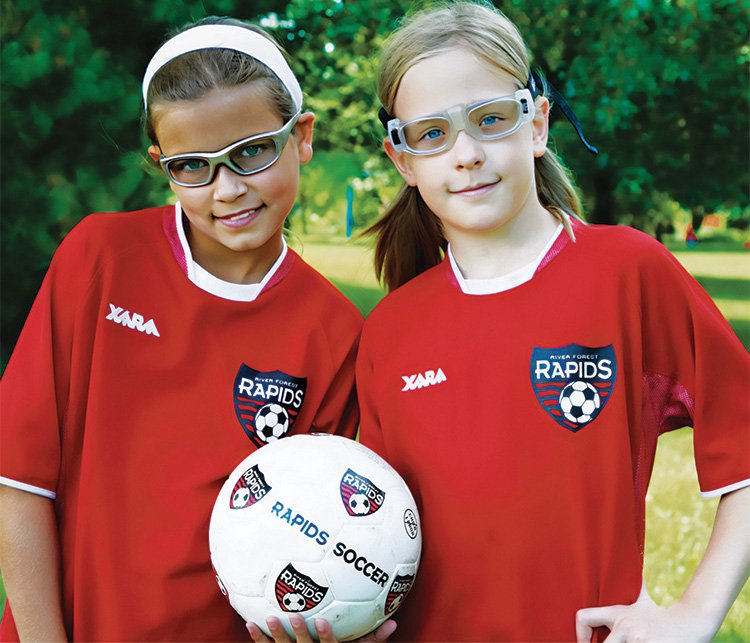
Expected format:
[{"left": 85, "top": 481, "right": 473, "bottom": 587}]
[
  {"left": 356, "top": 2, "right": 750, "bottom": 641},
  {"left": 0, "top": 18, "right": 363, "bottom": 642}
]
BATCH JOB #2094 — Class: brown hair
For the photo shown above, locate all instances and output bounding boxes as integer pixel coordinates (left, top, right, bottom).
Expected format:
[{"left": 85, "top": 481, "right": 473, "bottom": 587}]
[
  {"left": 368, "top": 1, "right": 581, "bottom": 291},
  {"left": 145, "top": 17, "right": 296, "bottom": 146}
]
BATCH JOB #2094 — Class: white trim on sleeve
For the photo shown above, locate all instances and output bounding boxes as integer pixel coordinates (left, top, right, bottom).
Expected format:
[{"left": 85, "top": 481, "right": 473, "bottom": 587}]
[
  {"left": 700, "top": 478, "right": 750, "bottom": 499},
  {"left": 0, "top": 476, "right": 56, "bottom": 499}
]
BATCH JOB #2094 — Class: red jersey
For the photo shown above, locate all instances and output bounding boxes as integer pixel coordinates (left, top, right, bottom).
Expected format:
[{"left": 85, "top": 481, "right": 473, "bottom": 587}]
[
  {"left": 356, "top": 221, "right": 749, "bottom": 642},
  {"left": 0, "top": 205, "right": 362, "bottom": 641}
]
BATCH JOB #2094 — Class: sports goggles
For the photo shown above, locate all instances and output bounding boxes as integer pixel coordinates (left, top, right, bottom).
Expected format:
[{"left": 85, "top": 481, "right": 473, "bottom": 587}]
[
  {"left": 158, "top": 111, "right": 300, "bottom": 186},
  {"left": 385, "top": 89, "right": 534, "bottom": 156}
]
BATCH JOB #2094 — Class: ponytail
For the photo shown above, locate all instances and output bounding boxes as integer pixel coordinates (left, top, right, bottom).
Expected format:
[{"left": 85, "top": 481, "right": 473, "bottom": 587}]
[
  {"left": 365, "top": 185, "right": 446, "bottom": 292},
  {"left": 535, "top": 146, "right": 582, "bottom": 239}
]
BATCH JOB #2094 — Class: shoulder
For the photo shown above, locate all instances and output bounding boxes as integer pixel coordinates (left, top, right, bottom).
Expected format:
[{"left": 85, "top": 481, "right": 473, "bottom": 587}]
[
  {"left": 59, "top": 206, "right": 172, "bottom": 256},
  {"left": 285, "top": 250, "right": 363, "bottom": 329},
  {"left": 573, "top": 222, "right": 683, "bottom": 274},
  {"left": 363, "top": 261, "right": 448, "bottom": 334}
]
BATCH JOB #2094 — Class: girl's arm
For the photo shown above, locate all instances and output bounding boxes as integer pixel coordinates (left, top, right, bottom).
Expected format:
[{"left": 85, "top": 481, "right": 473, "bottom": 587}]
[
  {"left": 576, "top": 485, "right": 750, "bottom": 642},
  {"left": 0, "top": 485, "right": 67, "bottom": 642}
]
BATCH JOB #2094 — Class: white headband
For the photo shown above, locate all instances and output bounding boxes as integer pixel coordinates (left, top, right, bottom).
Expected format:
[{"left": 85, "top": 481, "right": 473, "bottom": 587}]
[{"left": 142, "top": 24, "right": 303, "bottom": 112}]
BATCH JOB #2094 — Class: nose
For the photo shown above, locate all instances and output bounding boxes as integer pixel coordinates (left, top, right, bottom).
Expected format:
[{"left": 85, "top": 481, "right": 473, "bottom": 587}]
[
  {"left": 451, "top": 130, "right": 485, "bottom": 170},
  {"left": 212, "top": 164, "right": 249, "bottom": 202}
]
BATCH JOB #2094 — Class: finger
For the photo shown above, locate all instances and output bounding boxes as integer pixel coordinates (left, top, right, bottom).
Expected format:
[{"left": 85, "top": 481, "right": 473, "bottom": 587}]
[
  {"left": 314, "top": 619, "right": 338, "bottom": 643},
  {"left": 266, "top": 616, "right": 294, "bottom": 643},
  {"left": 576, "top": 607, "right": 616, "bottom": 643},
  {"left": 369, "top": 620, "right": 397, "bottom": 641},
  {"left": 246, "top": 622, "right": 274, "bottom": 643},
  {"left": 289, "top": 615, "right": 316, "bottom": 643}
]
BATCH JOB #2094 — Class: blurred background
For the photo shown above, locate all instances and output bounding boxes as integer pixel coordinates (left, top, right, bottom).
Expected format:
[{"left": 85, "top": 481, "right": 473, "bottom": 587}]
[{"left": 1, "top": 0, "right": 748, "bottom": 637}]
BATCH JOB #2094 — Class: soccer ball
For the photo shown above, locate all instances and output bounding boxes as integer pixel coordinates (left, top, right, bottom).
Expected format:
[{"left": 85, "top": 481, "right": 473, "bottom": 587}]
[
  {"left": 209, "top": 434, "right": 422, "bottom": 641},
  {"left": 559, "top": 380, "right": 601, "bottom": 424},
  {"left": 255, "top": 403, "right": 290, "bottom": 443}
]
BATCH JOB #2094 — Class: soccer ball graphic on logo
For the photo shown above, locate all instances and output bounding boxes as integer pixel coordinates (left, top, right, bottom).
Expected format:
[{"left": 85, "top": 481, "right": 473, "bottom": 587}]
[
  {"left": 209, "top": 434, "right": 421, "bottom": 641},
  {"left": 559, "top": 380, "right": 601, "bottom": 424},
  {"left": 254, "top": 403, "right": 290, "bottom": 443}
]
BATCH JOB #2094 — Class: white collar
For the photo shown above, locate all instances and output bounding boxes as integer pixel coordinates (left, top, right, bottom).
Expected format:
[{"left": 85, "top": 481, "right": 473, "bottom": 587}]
[
  {"left": 174, "top": 203, "right": 287, "bottom": 302},
  {"left": 448, "top": 221, "right": 564, "bottom": 296}
]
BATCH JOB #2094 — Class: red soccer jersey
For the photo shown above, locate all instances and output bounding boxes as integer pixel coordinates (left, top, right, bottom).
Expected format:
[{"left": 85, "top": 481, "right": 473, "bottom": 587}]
[
  {"left": 356, "top": 221, "right": 749, "bottom": 642},
  {"left": 0, "top": 206, "right": 362, "bottom": 641}
]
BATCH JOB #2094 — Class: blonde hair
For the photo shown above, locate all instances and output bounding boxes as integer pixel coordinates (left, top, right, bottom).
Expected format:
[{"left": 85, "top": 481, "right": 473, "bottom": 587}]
[{"left": 368, "top": 1, "right": 581, "bottom": 291}]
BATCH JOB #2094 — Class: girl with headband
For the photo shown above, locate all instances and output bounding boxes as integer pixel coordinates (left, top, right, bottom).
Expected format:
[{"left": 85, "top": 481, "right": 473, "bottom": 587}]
[
  {"left": 0, "top": 17, "right": 364, "bottom": 641},
  {"left": 356, "top": 2, "right": 749, "bottom": 641}
]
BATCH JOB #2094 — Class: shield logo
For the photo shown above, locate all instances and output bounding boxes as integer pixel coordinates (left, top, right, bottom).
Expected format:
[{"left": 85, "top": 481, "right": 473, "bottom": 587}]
[
  {"left": 275, "top": 564, "right": 328, "bottom": 612},
  {"left": 229, "top": 464, "right": 271, "bottom": 510},
  {"left": 530, "top": 344, "right": 617, "bottom": 432},
  {"left": 233, "top": 364, "right": 307, "bottom": 448},
  {"left": 340, "top": 469, "right": 385, "bottom": 517},
  {"left": 385, "top": 573, "right": 416, "bottom": 615}
]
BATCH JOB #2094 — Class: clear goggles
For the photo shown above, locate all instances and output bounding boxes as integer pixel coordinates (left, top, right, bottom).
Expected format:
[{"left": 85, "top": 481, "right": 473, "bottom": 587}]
[
  {"left": 386, "top": 89, "right": 534, "bottom": 156},
  {"left": 158, "top": 111, "right": 300, "bottom": 187}
]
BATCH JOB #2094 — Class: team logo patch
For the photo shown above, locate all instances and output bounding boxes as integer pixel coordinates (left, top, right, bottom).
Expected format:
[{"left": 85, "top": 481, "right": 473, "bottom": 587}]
[
  {"left": 275, "top": 563, "right": 328, "bottom": 612},
  {"left": 340, "top": 469, "right": 385, "bottom": 516},
  {"left": 385, "top": 573, "right": 415, "bottom": 615},
  {"left": 229, "top": 464, "right": 271, "bottom": 510},
  {"left": 234, "top": 365, "right": 307, "bottom": 448},
  {"left": 530, "top": 344, "right": 617, "bottom": 432}
]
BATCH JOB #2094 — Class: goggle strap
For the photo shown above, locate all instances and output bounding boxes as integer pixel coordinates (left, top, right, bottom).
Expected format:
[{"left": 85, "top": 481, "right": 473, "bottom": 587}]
[{"left": 530, "top": 70, "right": 599, "bottom": 155}]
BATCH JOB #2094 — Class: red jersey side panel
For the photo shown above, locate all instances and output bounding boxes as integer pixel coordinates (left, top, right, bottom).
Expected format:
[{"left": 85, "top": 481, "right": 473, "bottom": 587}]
[
  {"left": 0, "top": 207, "right": 362, "bottom": 641},
  {"left": 356, "top": 222, "right": 749, "bottom": 642}
]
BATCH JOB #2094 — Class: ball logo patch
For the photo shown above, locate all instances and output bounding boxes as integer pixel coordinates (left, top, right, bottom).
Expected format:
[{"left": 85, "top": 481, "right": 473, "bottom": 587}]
[
  {"left": 340, "top": 469, "right": 385, "bottom": 516},
  {"left": 234, "top": 364, "right": 307, "bottom": 447},
  {"left": 275, "top": 563, "right": 328, "bottom": 612},
  {"left": 385, "top": 574, "right": 415, "bottom": 615},
  {"left": 230, "top": 464, "right": 271, "bottom": 510},
  {"left": 530, "top": 344, "right": 617, "bottom": 432}
]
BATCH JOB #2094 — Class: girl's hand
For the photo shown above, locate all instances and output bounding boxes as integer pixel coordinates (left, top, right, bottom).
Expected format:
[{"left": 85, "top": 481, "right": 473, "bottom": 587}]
[
  {"left": 575, "top": 594, "right": 715, "bottom": 643},
  {"left": 247, "top": 616, "right": 397, "bottom": 643}
]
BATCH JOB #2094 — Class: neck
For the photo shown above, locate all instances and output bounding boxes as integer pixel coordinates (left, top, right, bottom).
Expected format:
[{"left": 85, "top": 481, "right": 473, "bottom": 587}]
[
  {"left": 185, "top": 221, "right": 284, "bottom": 285},
  {"left": 448, "top": 204, "right": 560, "bottom": 280}
]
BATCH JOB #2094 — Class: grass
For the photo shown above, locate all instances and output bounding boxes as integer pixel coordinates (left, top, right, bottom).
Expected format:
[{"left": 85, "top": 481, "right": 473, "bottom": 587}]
[{"left": 2, "top": 238, "right": 747, "bottom": 639}]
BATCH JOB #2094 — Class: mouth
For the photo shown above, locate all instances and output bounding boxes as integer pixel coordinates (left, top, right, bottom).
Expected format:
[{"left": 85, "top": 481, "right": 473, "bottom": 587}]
[
  {"left": 451, "top": 179, "right": 500, "bottom": 196},
  {"left": 214, "top": 206, "right": 263, "bottom": 228}
]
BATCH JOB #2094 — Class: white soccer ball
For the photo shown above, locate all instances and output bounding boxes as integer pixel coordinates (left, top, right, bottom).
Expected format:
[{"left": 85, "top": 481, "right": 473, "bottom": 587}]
[
  {"left": 209, "top": 434, "right": 422, "bottom": 641},
  {"left": 559, "top": 380, "right": 601, "bottom": 424},
  {"left": 255, "top": 403, "right": 290, "bottom": 443}
]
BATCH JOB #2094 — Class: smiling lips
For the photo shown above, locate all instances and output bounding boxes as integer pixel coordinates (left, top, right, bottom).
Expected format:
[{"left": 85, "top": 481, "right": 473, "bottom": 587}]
[
  {"left": 215, "top": 206, "right": 263, "bottom": 228},
  {"left": 451, "top": 179, "right": 500, "bottom": 196}
]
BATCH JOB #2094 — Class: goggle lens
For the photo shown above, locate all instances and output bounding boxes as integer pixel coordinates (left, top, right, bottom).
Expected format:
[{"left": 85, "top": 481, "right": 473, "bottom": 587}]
[
  {"left": 389, "top": 91, "right": 532, "bottom": 156},
  {"left": 160, "top": 112, "right": 299, "bottom": 187}
]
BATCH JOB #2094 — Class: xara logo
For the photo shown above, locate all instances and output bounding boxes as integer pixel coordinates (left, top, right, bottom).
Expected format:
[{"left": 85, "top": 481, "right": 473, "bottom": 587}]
[
  {"left": 105, "top": 304, "right": 160, "bottom": 337},
  {"left": 401, "top": 368, "right": 447, "bottom": 392}
]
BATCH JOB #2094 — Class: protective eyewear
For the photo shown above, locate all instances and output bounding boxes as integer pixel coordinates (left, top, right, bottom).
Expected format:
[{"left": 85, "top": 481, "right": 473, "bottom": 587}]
[
  {"left": 385, "top": 89, "right": 534, "bottom": 156},
  {"left": 158, "top": 111, "right": 300, "bottom": 186}
]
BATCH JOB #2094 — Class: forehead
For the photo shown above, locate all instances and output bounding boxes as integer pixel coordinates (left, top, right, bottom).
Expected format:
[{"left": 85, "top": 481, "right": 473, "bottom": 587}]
[
  {"left": 394, "top": 48, "right": 520, "bottom": 120},
  {"left": 153, "top": 82, "right": 285, "bottom": 156}
]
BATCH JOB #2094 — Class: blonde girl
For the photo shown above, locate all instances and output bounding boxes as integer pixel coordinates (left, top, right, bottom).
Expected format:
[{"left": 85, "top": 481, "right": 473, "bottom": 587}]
[{"left": 357, "top": 2, "right": 750, "bottom": 641}]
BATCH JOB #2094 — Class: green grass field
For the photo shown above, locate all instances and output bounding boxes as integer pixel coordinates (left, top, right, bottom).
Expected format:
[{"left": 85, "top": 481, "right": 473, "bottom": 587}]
[{"left": 1, "top": 239, "right": 748, "bottom": 639}]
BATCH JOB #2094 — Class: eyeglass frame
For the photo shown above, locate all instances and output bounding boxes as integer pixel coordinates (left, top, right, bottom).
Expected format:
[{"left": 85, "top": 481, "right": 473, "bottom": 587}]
[
  {"left": 157, "top": 110, "right": 301, "bottom": 187},
  {"left": 385, "top": 89, "right": 535, "bottom": 156}
]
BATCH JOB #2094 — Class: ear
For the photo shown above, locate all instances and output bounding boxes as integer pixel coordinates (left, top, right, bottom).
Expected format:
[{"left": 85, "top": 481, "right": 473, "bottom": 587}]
[
  {"left": 384, "top": 138, "right": 418, "bottom": 187},
  {"left": 532, "top": 96, "right": 550, "bottom": 158},
  {"left": 147, "top": 145, "right": 162, "bottom": 164},
  {"left": 293, "top": 112, "right": 315, "bottom": 165}
]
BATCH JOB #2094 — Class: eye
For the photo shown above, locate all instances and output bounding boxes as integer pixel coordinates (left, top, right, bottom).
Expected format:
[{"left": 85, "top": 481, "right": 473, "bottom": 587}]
[
  {"left": 170, "top": 158, "right": 207, "bottom": 173},
  {"left": 240, "top": 145, "right": 262, "bottom": 158},
  {"left": 480, "top": 114, "right": 503, "bottom": 126},
  {"left": 420, "top": 128, "right": 445, "bottom": 141}
]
